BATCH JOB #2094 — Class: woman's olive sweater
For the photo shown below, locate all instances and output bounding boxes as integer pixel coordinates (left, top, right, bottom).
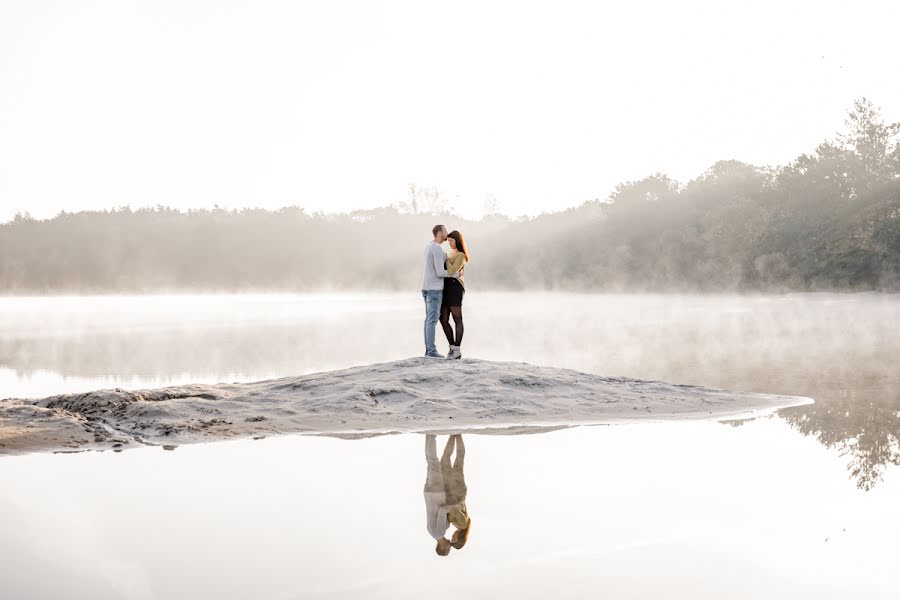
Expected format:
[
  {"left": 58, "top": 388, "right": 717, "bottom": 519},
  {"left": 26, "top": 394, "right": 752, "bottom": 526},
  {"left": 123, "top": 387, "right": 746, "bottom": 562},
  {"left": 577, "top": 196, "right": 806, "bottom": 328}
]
[{"left": 445, "top": 250, "right": 466, "bottom": 287}]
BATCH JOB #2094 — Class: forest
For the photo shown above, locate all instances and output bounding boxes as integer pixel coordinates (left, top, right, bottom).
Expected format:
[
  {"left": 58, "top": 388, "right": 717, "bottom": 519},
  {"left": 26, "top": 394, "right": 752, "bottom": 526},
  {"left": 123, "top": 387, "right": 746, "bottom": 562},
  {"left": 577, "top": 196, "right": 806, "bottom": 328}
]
[{"left": 2, "top": 98, "right": 898, "bottom": 293}]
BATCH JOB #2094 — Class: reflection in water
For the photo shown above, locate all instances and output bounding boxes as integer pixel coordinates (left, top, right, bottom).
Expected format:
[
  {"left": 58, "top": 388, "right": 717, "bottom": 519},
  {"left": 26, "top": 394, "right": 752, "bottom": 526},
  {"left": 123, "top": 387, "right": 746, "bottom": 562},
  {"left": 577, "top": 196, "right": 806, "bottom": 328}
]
[
  {"left": 3, "top": 426, "right": 900, "bottom": 598},
  {"left": 424, "top": 434, "right": 470, "bottom": 556},
  {"left": 779, "top": 383, "right": 900, "bottom": 491}
]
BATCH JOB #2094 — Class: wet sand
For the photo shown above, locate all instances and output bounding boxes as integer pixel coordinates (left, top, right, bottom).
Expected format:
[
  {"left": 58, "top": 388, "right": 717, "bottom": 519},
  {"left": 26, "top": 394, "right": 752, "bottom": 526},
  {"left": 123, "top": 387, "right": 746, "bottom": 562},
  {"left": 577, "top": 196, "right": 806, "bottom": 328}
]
[{"left": 0, "top": 357, "right": 812, "bottom": 455}]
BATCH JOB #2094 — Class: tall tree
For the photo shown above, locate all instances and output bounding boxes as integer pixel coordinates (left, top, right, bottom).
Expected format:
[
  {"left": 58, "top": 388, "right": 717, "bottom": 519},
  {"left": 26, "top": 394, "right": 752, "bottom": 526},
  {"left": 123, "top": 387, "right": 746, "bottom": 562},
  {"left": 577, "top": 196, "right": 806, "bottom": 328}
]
[{"left": 839, "top": 97, "right": 900, "bottom": 190}]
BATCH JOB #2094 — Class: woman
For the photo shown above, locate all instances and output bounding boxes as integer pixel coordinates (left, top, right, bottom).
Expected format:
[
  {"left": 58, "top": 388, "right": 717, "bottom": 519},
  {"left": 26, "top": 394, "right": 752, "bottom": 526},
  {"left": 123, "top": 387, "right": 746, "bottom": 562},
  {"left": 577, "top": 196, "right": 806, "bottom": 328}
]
[
  {"left": 439, "top": 230, "right": 468, "bottom": 360},
  {"left": 443, "top": 434, "right": 471, "bottom": 550}
]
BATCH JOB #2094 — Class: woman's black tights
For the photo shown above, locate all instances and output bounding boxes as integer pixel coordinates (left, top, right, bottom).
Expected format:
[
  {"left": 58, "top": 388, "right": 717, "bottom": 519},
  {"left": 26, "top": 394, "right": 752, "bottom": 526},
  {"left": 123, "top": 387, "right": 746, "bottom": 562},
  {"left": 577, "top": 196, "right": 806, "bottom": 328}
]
[{"left": 439, "top": 305, "right": 464, "bottom": 346}]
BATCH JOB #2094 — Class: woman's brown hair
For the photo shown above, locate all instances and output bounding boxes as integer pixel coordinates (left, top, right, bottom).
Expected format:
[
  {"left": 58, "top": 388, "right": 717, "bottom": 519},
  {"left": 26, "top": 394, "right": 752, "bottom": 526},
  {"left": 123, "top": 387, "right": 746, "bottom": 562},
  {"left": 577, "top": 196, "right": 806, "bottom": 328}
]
[
  {"left": 447, "top": 230, "right": 469, "bottom": 262},
  {"left": 450, "top": 518, "right": 471, "bottom": 549}
]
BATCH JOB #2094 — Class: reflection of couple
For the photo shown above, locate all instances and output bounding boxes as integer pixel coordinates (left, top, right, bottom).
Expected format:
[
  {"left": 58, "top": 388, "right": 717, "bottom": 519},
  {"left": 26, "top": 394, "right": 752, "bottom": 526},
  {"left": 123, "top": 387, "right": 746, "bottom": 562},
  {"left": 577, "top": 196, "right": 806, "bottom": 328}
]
[
  {"left": 422, "top": 225, "right": 469, "bottom": 359},
  {"left": 424, "top": 434, "right": 471, "bottom": 556}
]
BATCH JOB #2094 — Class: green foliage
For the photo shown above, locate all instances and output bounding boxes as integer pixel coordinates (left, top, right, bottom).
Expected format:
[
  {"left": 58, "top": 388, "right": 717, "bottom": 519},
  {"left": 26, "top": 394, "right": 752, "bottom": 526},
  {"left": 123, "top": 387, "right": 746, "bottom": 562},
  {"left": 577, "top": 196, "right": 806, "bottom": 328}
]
[
  {"left": 1, "top": 98, "right": 899, "bottom": 293},
  {"left": 477, "top": 98, "right": 900, "bottom": 292},
  {"left": 0, "top": 205, "right": 509, "bottom": 292}
]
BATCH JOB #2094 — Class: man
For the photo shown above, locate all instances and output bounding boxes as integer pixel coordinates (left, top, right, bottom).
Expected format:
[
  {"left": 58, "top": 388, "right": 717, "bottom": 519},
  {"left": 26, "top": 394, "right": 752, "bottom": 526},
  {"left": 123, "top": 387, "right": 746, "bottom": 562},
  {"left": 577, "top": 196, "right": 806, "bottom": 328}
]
[{"left": 422, "top": 224, "right": 462, "bottom": 358}]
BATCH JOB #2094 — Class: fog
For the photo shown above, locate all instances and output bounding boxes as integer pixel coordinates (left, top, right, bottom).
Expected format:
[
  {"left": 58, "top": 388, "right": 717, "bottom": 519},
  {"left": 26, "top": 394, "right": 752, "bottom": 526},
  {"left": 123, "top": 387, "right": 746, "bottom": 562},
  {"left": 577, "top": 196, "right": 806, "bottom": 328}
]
[
  {"left": 2, "top": 99, "right": 898, "bottom": 294},
  {"left": 3, "top": 4, "right": 899, "bottom": 596},
  {"left": 2, "top": 292, "right": 898, "bottom": 489},
  {"left": 4, "top": 1, "right": 900, "bottom": 224}
]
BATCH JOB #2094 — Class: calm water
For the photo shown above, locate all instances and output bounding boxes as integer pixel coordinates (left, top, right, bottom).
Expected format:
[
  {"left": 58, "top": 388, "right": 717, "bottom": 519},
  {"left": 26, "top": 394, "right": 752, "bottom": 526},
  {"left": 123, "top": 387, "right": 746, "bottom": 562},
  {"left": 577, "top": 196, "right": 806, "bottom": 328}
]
[{"left": 1, "top": 292, "right": 899, "bottom": 598}]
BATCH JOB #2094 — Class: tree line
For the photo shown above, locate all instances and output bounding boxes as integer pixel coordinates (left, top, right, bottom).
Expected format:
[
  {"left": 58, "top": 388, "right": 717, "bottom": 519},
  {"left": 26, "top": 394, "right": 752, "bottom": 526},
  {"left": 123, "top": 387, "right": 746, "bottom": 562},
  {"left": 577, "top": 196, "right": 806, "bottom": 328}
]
[{"left": 2, "top": 98, "right": 898, "bottom": 293}]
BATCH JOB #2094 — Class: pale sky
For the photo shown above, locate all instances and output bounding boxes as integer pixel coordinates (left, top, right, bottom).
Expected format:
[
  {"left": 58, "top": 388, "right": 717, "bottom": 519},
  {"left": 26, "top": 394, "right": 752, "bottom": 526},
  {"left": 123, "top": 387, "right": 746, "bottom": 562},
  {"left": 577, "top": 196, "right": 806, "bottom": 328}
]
[{"left": 1, "top": 0, "right": 898, "bottom": 222}]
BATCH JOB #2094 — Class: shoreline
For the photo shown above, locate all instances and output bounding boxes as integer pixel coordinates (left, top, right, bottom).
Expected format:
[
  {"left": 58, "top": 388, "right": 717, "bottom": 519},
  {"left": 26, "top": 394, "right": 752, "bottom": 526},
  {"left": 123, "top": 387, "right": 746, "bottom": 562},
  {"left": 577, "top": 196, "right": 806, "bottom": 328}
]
[{"left": 0, "top": 357, "right": 813, "bottom": 456}]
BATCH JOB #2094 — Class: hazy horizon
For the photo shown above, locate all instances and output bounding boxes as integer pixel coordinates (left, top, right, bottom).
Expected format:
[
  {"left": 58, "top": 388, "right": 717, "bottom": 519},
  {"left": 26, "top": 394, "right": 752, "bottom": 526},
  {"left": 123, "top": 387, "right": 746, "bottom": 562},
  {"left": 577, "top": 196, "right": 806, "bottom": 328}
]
[
  {"left": 3, "top": 4, "right": 900, "bottom": 596},
  {"left": 2, "top": 0, "right": 899, "bottom": 222}
]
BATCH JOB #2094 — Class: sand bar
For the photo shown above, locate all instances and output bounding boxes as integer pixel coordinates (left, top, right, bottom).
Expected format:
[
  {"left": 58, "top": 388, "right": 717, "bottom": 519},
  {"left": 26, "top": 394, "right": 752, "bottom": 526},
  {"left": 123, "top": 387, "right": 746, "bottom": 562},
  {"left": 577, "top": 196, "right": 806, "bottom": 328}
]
[{"left": 0, "top": 357, "right": 813, "bottom": 455}]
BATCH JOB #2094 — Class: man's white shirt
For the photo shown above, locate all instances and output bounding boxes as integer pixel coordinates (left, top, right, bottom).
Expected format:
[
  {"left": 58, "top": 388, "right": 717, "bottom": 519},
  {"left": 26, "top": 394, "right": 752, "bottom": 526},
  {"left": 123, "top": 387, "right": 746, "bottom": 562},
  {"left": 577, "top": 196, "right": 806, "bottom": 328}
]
[
  {"left": 422, "top": 240, "right": 452, "bottom": 291},
  {"left": 424, "top": 490, "right": 452, "bottom": 540}
]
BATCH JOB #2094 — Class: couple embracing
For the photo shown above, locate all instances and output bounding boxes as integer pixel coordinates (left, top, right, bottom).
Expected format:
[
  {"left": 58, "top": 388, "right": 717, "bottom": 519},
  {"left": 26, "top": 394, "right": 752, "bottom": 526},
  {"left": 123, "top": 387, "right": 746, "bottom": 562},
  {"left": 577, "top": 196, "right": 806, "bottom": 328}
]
[
  {"left": 424, "top": 434, "right": 470, "bottom": 556},
  {"left": 421, "top": 224, "right": 469, "bottom": 359}
]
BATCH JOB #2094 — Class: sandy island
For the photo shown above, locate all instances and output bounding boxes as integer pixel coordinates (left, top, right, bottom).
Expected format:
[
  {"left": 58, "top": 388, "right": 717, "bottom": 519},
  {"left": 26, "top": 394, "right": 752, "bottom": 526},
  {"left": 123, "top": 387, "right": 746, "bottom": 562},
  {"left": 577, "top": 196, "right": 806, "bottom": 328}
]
[{"left": 0, "top": 357, "right": 813, "bottom": 455}]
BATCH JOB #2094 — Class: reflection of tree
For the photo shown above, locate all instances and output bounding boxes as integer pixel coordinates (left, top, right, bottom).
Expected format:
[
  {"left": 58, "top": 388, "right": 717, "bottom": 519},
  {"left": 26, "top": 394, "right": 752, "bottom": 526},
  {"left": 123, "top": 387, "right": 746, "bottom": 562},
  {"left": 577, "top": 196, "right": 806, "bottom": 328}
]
[
  {"left": 779, "top": 376, "right": 900, "bottom": 491},
  {"left": 631, "top": 294, "right": 900, "bottom": 492}
]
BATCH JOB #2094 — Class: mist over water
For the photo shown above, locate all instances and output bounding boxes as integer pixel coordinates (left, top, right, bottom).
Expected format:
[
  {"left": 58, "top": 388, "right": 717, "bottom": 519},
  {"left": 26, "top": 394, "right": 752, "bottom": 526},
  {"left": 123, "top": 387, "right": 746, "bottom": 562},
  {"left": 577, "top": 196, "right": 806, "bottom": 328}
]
[
  {"left": 3, "top": 2, "right": 900, "bottom": 596},
  {"left": 2, "top": 292, "right": 898, "bottom": 489},
  {"left": 2, "top": 292, "right": 895, "bottom": 391}
]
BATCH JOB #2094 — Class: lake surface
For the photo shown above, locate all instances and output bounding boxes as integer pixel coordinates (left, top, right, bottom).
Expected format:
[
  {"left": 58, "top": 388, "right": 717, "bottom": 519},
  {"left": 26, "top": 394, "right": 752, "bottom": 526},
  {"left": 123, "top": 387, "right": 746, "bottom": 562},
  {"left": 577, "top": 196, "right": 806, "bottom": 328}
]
[{"left": 1, "top": 292, "right": 898, "bottom": 598}]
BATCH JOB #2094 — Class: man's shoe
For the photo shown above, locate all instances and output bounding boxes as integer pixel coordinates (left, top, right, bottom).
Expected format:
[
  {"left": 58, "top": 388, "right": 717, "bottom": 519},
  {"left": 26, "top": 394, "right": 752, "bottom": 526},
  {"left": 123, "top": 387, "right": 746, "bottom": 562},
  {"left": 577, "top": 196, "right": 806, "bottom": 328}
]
[
  {"left": 447, "top": 346, "right": 462, "bottom": 360},
  {"left": 425, "top": 351, "right": 445, "bottom": 358}
]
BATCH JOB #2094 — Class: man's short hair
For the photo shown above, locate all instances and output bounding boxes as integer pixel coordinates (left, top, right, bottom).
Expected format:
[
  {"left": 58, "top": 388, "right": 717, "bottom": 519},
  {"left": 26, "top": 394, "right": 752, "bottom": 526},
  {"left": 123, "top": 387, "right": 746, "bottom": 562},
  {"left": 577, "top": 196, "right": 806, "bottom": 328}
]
[{"left": 432, "top": 224, "right": 445, "bottom": 237}]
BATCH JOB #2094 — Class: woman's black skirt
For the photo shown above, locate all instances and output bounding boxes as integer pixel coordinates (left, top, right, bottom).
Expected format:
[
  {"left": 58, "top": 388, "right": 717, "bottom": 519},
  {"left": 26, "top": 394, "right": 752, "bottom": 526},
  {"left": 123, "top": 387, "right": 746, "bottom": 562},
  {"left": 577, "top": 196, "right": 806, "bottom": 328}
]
[{"left": 442, "top": 277, "right": 465, "bottom": 307}]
